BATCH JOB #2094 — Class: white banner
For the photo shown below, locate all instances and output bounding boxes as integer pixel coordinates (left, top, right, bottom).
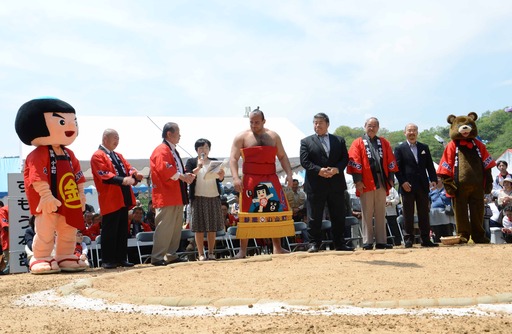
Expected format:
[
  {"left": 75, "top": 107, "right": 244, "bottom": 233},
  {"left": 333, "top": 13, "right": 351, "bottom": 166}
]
[{"left": 7, "top": 173, "right": 30, "bottom": 274}]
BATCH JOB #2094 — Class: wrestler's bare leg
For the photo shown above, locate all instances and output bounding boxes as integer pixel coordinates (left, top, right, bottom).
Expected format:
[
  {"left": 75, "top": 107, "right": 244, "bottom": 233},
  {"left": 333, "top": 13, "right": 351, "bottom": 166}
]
[
  {"left": 234, "top": 239, "right": 248, "bottom": 259},
  {"left": 272, "top": 238, "right": 290, "bottom": 254}
]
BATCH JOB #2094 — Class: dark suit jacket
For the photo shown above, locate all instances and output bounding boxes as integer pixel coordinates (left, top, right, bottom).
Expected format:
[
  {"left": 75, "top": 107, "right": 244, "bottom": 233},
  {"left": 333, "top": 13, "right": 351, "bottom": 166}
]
[
  {"left": 394, "top": 141, "right": 437, "bottom": 193},
  {"left": 300, "top": 134, "right": 349, "bottom": 194}
]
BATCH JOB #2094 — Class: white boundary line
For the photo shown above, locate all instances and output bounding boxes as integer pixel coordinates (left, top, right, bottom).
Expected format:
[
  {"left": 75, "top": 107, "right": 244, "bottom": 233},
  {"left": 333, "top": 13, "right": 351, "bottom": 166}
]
[{"left": 13, "top": 289, "right": 512, "bottom": 318}]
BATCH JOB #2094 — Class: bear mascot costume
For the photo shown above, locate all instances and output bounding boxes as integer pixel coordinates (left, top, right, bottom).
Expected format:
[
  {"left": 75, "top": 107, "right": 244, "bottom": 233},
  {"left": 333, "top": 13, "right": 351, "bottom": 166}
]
[
  {"left": 437, "top": 112, "right": 496, "bottom": 243},
  {"left": 15, "top": 97, "right": 88, "bottom": 274}
]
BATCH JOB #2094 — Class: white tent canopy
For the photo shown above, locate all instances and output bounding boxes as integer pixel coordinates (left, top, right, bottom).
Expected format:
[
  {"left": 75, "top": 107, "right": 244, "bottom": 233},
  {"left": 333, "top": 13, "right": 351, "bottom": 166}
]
[{"left": 20, "top": 115, "right": 306, "bottom": 185}]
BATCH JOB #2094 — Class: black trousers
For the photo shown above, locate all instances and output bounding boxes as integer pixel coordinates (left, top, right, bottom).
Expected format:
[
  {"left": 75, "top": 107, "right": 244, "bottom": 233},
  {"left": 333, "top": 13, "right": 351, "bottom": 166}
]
[
  {"left": 307, "top": 190, "right": 346, "bottom": 248},
  {"left": 100, "top": 207, "right": 129, "bottom": 264},
  {"left": 401, "top": 187, "right": 431, "bottom": 242}
]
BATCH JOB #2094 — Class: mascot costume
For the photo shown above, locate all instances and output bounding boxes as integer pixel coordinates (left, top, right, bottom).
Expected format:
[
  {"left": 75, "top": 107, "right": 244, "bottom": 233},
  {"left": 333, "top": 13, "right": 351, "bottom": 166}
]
[
  {"left": 437, "top": 112, "right": 496, "bottom": 243},
  {"left": 15, "top": 98, "right": 88, "bottom": 274}
]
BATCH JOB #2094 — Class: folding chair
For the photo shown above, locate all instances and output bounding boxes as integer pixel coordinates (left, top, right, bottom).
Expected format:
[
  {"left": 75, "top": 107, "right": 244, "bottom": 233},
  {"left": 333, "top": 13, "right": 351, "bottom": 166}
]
[
  {"left": 386, "top": 221, "right": 396, "bottom": 245},
  {"left": 396, "top": 215, "right": 418, "bottom": 243},
  {"left": 94, "top": 235, "right": 102, "bottom": 267},
  {"left": 177, "top": 229, "right": 197, "bottom": 260},
  {"left": 213, "top": 229, "right": 233, "bottom": 258},
  {"left": 225, "top": 226, "right": 262, "bottom": 256},
  {"left": 319, "top": 220, "right": 334, "bottom": 250},
  {"left": 198, "top": 230, "right": 233, "bottom": 258},
  {"left": 344, "top": 216, "right": 363, "bottom": 248},
  {"left": 135, "top": 231, "right": 154, "bottom": 264},
  {"left": 285, "top": 222, "right": 309, "bottom": 251},
  {"left": 321, "top": 217, "right": 363, "bottom": 249}
]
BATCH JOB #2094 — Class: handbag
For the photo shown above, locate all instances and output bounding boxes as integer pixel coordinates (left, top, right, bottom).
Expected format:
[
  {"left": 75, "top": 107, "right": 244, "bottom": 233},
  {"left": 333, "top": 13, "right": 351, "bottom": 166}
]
[{"left": 445, "top": 205, "right": 454, "bottom": 216}]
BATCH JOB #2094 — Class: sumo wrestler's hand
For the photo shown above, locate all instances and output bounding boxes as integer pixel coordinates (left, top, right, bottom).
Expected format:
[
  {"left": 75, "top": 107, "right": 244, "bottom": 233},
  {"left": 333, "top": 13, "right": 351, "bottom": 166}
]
[
  {"left": 441, "top": 177, "right": 457, "bottom": 197},
  {"left": 32, "top": 181, "right": 62, "bottom": 214}
]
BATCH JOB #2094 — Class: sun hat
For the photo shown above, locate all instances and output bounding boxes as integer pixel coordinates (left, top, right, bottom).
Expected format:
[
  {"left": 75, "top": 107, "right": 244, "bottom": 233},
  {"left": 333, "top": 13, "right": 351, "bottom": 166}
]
[{"left": 501, "top": 175, "right": 512, "bottom": 185}]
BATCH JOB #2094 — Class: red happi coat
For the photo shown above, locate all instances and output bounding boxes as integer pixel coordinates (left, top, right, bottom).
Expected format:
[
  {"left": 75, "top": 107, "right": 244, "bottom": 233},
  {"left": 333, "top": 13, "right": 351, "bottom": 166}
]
[
  {"left": 90, "top": 149, "right": 136, "bottom": 215},
  {"left": 347, "top": 136, "right": 398, "bottom": 197}
]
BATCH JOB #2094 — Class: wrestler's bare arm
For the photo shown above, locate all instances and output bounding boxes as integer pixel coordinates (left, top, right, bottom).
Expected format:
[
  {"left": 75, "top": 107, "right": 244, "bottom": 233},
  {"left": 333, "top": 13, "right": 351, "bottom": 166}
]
[
  {"left": 273, "top": 131, "right": 293, "bottom": 186},
  {"left": 230, "top": 132, "right": 245, "bottom": 192}
]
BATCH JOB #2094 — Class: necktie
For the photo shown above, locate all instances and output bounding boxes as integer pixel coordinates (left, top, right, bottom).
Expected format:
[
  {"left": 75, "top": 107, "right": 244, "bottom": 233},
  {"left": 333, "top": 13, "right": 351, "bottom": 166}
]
[
  {"left": 320, "top": 136, "right": 329, "bottom": 155},
  {"left": 410, "top": 144, "right": 418, "bottom": 162}
]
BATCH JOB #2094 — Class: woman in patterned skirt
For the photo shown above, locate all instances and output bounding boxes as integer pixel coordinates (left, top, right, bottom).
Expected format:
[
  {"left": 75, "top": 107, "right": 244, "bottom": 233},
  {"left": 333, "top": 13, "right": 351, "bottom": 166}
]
[{"left": 185, "top": 138, "right": 225, "bottom": 261}]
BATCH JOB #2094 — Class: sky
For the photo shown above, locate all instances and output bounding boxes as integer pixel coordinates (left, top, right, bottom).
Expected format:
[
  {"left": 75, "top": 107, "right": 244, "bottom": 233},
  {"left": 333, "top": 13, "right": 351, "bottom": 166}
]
[{"left": 2, "top": 0, "right": 512, "bottom": 158}]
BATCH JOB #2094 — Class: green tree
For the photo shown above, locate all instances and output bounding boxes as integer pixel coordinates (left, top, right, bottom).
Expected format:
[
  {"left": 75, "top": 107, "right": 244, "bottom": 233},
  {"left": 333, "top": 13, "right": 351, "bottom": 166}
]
[
  {"left": 476, "top": 109, "right": 512, "bottom": 158},
  {"left": 333, "top": 125, "right": 364, "bottom": 148}
]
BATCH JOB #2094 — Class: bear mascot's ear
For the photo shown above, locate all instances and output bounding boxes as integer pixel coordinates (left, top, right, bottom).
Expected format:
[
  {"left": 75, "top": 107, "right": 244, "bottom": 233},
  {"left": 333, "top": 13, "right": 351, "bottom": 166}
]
[
  {"left": 15, "top": 98, "right": 75, "bottom": 146},
  {"left": 446, "top": 114, "right": 456, "bottom": 124},
  {"left": 467, "top": 112, "right": 478, "bottom": 121}
]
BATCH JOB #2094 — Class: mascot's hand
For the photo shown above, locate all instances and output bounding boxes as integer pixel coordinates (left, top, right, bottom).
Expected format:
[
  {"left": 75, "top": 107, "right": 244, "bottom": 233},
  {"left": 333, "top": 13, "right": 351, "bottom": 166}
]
[
  {"left": 78, "top": 183, "right": 86, "bottom": 211},
  {"left": 441, "top": 177, "right": 457, "bottom": 197},
  {"left": 32, "top": 181, "right": 61, "bottom": 214}
]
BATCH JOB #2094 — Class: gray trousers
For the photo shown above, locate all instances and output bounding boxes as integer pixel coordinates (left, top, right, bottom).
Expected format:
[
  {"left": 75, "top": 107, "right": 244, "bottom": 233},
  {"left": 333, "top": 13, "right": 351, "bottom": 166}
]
[
  {"left": 360, "top": 187, "right": 387, "bottom": 245},
  {"left": 151, "top": 205, "right": 184, "bottom": 263}
]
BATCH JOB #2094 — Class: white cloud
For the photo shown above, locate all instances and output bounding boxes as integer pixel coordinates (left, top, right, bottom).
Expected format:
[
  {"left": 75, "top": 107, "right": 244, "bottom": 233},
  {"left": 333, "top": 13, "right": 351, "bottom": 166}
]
[{"left": 2, "top": 0, "right": 512, "bottom": 158}]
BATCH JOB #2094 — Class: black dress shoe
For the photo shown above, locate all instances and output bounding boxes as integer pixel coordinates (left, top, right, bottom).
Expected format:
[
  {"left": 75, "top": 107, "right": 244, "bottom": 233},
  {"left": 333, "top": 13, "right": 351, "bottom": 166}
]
[
  {"left": 118, "top": 261, "right": 134, "bottom": 267},
  {"left": 362, "top": 243, "right": 374, "bottom": 250},
  {"left": 151, "top": 260, "right": 168, "bottom": 266},
  {"left": 375, "top": 243, "right": 393, "bottom": 249},
  {"left": 335, "top": 244, "right": 355, "bottom": 251},
  {"left": 307, "top": 244, "right": 319, "bottom": 253},
  {"left": 102, "top": 262, "right": 117, "bottom": 269},
  {"left": 167, "top": 257, "right": 188, "bottom": 264},
  {"left": 404, "top": 240, "right": 413, "bottom": 248},
  {"left": 421, "top": 240, "right": 439, "bottom": 247}
]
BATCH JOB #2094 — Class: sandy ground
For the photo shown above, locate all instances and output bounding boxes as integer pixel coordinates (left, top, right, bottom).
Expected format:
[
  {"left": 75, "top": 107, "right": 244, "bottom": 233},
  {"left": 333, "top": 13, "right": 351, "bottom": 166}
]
[{"left": 2, "top": 243, "right": 512, "bottom": 334}]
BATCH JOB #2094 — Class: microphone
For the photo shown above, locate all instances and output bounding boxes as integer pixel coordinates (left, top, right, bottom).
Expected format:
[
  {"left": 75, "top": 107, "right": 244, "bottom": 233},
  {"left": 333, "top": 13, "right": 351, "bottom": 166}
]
[{"left": 201, "top": 153, "right": 205, "bottom": 160}]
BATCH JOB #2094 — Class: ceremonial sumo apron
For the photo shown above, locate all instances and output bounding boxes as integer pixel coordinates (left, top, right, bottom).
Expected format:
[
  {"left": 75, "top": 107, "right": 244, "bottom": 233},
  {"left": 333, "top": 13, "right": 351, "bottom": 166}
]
[{"left": 236, "top": 146, "right": 294, "bottom": 239}]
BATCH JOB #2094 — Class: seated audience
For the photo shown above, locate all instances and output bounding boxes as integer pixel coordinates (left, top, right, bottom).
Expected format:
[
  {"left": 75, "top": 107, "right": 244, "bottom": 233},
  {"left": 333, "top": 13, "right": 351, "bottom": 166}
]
[
  {"left": 221, "top": 201, "right": 238, "bottom": 231},
  {"left": 85, "top": 203, "right": 95, "bottom": 214},
  {"left": 385, "top": 186, "right": 402, "bottom": 246},
  {"left": 128, "top": 206, "right": 152, "bottom": 238},
  {"left": 500, "top": 205, "right": 512, "bottom": 243},
  {"left": 487, "top": 196, "right": 501, "bottom": 228},
  {"left": 286, "top": 179, "right": 307, "bottom": 222},
  {"left": 144, "top": 200, "right": 156, "bottom": 230},
  {"left": 429, "top": 180, "right": 454, "bottom": 241},
  {"left": 492, "top": 160, "right": 512, "bottom": 197},
  {"left": 83, "top": 213, "right": 101, "bottom": 241},
  {"left": 0, "top": 203, "right": 9, "bottom": 274},
  {"left": 83, "top": 211, "right": 94, "bottom": 229},
  {"left": 230, "top": 192, "right": 240, "bottom": 218},
  {"left": 74, "top": 230, "right": 90, "bottom": 267},
  {"left": 497, "top": 175, "right": 512, "bottom": 210},
  {"left": 24, "top": 216, "right": 36, "bottom": 267}
]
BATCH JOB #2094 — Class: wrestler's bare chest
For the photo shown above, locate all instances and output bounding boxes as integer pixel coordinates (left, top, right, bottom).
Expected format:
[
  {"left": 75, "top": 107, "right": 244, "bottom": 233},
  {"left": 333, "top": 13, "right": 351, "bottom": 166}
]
[{"left": 246, "top": 132, "right": 275, "bottom": 147}]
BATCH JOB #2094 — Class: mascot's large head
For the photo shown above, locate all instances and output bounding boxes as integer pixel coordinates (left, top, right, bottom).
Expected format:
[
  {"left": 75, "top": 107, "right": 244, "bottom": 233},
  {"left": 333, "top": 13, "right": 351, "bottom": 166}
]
[
  {"left": 15, "top": 98, "right": 78, "bottom": 147},
  {"left": 447, "top": 112, "right": 478, "bottom": 141}
]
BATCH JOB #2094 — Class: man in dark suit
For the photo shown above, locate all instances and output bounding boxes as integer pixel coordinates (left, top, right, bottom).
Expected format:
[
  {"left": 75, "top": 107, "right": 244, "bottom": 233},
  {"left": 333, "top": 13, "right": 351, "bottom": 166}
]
[
  {"left": 300, "top": 113, "right": 353, "bottom": 252},
  {"left": 394, "top": 123, "right": 438, "bottom": 248}
]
